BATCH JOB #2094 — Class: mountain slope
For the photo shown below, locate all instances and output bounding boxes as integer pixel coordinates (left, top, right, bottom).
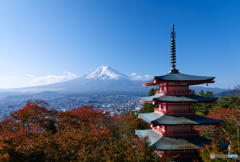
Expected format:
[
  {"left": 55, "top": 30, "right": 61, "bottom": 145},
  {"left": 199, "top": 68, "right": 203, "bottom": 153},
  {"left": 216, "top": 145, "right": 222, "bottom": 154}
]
[
  {"left": 189, "top": 86, "right": 228, "bottom": 94},
  {"left": 0, "top": 66, "right": 227, "bottom": 95},
  {"left": 214, "top": 90, "right": 240, "bottom": 97},
  {"left": 3, "top": 66, "right": 148, "bottom": 94}
]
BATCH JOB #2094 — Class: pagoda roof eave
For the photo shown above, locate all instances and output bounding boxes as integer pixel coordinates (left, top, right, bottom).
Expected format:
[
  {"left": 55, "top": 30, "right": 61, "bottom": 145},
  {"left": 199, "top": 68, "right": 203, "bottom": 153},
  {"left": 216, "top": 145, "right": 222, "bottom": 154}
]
[
  {"left": 135, "top": 129, "right": 228, "bottom": 150},
  {"left": 142, "top": 73, "right": 215, "bottom": 86},
  {"left": 140, "top": 94, "right": 217, "bottom": 103},
  {"left": 138, "top": 112, "right": 223, "bottom": 125},
  {"left": 142, "top": 78, "right": 155, "bottom": 85}
]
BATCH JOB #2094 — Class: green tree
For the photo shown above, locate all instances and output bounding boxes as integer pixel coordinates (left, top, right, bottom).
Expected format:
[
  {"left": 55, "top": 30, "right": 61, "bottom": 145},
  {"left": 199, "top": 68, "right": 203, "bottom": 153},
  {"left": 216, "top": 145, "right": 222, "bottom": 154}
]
[
  {"left": 139, "top": 88, "right": 159, "bottom": 113},
  {"left": 139, "top": 103, "right": 155, "bottom": 113},
  {"left": 216, "top": 96, "right": 240, "bottom": 110},
  {"left": 191, "top": 90, "right": 215, "bottom": 116},
  {"left": 148, "top": 88, "right": 157, "bottom": 96}
]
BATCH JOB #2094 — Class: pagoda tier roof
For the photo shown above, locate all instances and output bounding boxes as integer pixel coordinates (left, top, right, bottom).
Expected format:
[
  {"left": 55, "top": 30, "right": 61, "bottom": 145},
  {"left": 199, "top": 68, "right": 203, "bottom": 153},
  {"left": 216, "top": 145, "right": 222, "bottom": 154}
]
[
  {"left": 142, "top": 72, "right": 215, "bottom": 86},
  {"left": 138, "top": 112, "right": 223, "bottom": 125},
  {"left": 141, "top": 94, "right": 217, "bottom": 103},
  {"left": 135, "top": 129, "right": 227, "bottom": 150}
]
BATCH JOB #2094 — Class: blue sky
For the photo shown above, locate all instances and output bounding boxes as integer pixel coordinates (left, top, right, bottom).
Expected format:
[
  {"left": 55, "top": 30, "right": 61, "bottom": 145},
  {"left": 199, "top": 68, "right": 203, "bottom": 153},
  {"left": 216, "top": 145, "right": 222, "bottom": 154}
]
[{"left": 0, "top": 0, "right": 239, "bottom": 89}]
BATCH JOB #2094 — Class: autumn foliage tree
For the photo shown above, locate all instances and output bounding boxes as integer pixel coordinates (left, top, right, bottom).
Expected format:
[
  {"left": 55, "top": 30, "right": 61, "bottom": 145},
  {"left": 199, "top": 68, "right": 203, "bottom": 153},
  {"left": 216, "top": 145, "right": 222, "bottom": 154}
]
[
  {"left": 0, "top": 100, "right": 170, "bottom": 162},
  {"left": 195, "top": 107, "right": 240, "bottom": 161},
  {"left": 199, "top": 140, "right": 240, "bottom": 162},
  {"left": 196, "top": 108, "right": 240, "bottom": 144}
]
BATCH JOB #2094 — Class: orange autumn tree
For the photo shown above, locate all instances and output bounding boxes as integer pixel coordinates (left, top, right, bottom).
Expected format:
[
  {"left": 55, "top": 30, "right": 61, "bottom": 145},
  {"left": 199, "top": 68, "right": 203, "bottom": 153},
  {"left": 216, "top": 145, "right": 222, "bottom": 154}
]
[
  {"left": 196, "top": 108, "right": 240, "bottom": 144},
  {"left": 0, "top": 100, "right": 170, "bottom": 162},
  {"left": 195, "top": 108, "right": 240, "bottom": 161}
]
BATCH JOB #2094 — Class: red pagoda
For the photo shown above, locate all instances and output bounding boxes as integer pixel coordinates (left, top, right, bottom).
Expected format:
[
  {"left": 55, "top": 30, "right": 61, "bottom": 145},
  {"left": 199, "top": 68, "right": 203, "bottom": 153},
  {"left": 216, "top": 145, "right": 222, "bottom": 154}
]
[{"left": 135, "top": 25, "right": 227, "bottom": 160}]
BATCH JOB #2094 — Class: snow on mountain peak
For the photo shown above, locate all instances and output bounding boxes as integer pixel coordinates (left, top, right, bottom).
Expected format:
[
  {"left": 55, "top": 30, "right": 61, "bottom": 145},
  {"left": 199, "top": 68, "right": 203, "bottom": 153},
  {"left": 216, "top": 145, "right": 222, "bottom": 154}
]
[{"left": 84, "top": 66, "right": 130, "bottom": 80}]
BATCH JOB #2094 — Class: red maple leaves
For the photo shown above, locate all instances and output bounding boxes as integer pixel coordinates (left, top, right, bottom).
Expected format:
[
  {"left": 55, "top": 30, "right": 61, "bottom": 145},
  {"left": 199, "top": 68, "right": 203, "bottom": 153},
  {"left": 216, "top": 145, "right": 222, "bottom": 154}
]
[{"left": 0, "top": 100, "right": 162, "bottom": 161}]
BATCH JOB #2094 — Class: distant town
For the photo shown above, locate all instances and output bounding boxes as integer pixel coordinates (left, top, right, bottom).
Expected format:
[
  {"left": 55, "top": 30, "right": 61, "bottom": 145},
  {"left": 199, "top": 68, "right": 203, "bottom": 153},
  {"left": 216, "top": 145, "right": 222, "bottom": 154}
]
[{"left": 0, "top": 93, "right": 144, "bottom": 120}]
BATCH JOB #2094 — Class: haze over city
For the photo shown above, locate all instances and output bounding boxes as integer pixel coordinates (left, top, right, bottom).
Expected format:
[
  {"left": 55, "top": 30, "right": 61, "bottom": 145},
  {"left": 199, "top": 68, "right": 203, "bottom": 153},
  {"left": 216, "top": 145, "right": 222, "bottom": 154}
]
[{"left": 0, "top": 0, "right": 239, "bottom": 89}]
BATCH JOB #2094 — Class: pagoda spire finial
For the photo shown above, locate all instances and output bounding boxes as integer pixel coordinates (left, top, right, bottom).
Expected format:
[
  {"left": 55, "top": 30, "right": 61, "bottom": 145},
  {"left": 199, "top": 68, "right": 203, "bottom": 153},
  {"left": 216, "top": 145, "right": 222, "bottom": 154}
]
[{"left": 168, "top": 24, "right": 179, "bottom": 73}]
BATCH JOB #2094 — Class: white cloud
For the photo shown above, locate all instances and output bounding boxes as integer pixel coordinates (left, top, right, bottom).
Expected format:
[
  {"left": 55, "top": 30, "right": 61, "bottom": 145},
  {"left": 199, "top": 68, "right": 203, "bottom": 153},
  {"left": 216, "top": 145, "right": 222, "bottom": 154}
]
[
  {"left": 135, "top": 75, "right": 142, "bottom": 79},
  {"left": 131, "top": 74, "right": 145, "bottom": 80},
  {"left": 27, "top": 74, "right": 35, "bottom": 78},
  {"left": 145, "top": 75, "right": 151, "bottom": 78},
  {"left": 64, "top": 71, "right": 77, "bottom": 77},
  {"left": 27, "top": 72, "right": 79, "bottom": 84},
  {"left": 3, "top": 76, "right": 18, "bottom": 81},
  {"left": 130, "top": 74, "right": 152, "bottom": 80}
]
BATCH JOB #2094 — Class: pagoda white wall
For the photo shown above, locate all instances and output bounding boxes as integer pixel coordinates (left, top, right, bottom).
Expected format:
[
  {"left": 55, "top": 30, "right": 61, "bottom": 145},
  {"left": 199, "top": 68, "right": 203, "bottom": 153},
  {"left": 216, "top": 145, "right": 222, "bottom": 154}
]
[
  {"left": 167, "top": 126, "right": 191, "bottom": 131},
  {"left": 168, "top": 105, "right": 188, "bottom": 111}
]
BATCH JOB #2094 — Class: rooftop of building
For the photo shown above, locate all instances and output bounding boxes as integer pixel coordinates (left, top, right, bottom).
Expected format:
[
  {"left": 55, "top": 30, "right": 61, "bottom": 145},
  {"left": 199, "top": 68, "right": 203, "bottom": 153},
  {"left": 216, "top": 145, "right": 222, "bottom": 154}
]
[
  {"left": 141, "top": 94, "right": 217, "bottom": 103},
  {"left": 138, "top": 112, "right": 223, "bottom": 125},
  {"left": 143, "top": 73, "right": 215, "bottom": 85},
  {"left": 135, "top": 129, "right": 228, "bottom": 150}
]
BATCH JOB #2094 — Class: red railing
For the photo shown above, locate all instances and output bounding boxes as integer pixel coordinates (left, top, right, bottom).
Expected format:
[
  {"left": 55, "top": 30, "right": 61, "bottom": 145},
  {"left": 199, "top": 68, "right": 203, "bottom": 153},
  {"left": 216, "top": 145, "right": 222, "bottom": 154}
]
[
  {"left": 154, "top": 128, "right": 164, "bottom": 134},
  {"left": 155, "top": 90, "right": 195, "bottom": 95},
  {"left": 154, "top": 108, "right": 195, "bottom": 114},
  {"left": 154, "top": 109, "right": 165, "bottom": 113},
  {"left": 155, "top": 90, "right": 165, "bottom": 94}
]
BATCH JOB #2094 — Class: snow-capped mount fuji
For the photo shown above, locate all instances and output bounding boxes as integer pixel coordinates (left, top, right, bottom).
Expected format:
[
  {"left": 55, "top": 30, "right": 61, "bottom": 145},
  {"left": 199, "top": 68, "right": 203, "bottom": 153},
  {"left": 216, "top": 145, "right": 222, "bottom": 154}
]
[
  {"left": 3, "top": 66, "right": 148, "bottom": 94},
  {"left": 0, "top": 66, "right": 228, "bottom": 98},
  {"left": 83, "top": 66, "right": 130, "bottom": 80}
]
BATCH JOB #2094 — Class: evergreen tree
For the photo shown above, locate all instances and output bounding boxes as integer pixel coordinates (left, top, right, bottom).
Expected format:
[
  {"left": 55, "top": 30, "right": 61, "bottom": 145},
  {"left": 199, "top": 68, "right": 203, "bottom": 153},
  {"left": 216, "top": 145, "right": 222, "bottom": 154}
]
[
  {"left": 139, "top": 88, "right": 159, "bottom": 113},
  {"left": 216, "top": 96, "right": 240, "bottom": 110},
  {"left": 148, "top": 88, "right": 157, "bottom": 96},
  {"left": 190, "top": 90, "right": 214, "bottom": 116}
]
